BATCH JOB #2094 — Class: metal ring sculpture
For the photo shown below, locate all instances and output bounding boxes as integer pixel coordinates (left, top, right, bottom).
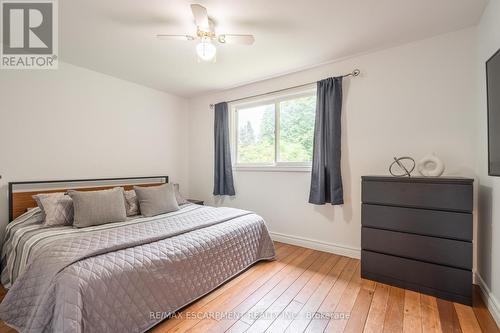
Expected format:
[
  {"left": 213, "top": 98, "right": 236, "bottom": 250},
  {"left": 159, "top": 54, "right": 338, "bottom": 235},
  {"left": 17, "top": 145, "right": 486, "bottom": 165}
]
[{"left": 389, "top": 156, "right": 415, "bottom": 177}]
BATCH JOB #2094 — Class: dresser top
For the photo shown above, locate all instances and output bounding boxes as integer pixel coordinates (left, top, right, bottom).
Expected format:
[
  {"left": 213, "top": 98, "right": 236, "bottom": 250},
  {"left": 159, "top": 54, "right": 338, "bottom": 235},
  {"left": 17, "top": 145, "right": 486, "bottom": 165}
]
[{"left": 362, "top": 175, "right": 474, "bottom": 184}]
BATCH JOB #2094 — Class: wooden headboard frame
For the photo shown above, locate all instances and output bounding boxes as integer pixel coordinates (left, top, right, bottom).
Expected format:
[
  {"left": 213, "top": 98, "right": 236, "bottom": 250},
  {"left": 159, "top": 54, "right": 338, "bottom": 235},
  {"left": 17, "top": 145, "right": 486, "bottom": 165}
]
[{"left": 8, "top": 176, "right": 168, "bottom": 222}]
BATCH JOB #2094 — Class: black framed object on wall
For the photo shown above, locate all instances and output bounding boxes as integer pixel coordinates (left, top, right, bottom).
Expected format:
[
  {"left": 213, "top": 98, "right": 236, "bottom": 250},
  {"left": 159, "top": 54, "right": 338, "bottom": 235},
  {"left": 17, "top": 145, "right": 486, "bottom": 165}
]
[{"left": 487, "top": 47, "right": 500, "bottom": 176}]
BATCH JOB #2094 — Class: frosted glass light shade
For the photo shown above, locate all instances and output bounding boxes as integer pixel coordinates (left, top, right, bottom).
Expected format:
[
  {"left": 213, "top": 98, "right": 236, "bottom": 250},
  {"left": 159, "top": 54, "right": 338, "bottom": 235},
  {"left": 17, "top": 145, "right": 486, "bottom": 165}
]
[{"left": 196, "top": 39, "right": 216, "bottom": 61}]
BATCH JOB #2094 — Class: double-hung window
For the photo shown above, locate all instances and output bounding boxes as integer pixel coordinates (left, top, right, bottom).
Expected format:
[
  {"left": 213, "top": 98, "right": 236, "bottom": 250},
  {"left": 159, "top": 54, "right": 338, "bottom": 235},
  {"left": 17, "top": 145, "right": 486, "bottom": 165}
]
[{"left": 231, "top": 87, "right": 316, "bottom": 171}]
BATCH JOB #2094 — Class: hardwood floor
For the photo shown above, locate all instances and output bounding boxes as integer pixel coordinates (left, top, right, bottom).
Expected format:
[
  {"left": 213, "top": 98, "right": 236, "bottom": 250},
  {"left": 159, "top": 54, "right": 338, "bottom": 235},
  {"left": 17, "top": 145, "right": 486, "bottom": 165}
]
[{"left": 0, "top": 242, "right": 498, "bottom": 333}]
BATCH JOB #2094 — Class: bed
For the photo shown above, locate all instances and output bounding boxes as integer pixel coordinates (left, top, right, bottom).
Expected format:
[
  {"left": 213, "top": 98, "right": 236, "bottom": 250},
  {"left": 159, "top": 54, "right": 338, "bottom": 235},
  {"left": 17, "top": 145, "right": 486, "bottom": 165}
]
[{"left": 0, "top": 177, "right": 276, "bottom": 333}]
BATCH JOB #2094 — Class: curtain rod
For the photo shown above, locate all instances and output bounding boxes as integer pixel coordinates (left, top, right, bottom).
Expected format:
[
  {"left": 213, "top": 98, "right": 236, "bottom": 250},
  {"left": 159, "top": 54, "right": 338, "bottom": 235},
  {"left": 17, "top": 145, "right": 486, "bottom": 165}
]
[{"left": 209, "top": 69, "right": 360, "bottom": 108}]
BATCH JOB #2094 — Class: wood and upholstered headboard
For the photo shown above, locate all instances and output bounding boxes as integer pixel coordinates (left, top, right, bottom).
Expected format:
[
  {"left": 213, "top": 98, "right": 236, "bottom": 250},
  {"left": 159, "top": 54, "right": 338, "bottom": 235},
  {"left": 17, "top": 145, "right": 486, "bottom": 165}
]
[{"left": 8, "top": 176, "right": 168, "bottom": 221}]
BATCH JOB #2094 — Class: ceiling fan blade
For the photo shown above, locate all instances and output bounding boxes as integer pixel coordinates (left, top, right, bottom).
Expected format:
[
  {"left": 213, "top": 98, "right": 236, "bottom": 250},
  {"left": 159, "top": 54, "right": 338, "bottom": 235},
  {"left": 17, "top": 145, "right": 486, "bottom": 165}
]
[
  {"left": 218, "top": 34, "right": 255, "bottom": 45},
  {"left": 157, "top": 34, "right": 195, "bottom": 41},
  {"left": 190, "top": 4, "right": 209, "bottom": 30}
]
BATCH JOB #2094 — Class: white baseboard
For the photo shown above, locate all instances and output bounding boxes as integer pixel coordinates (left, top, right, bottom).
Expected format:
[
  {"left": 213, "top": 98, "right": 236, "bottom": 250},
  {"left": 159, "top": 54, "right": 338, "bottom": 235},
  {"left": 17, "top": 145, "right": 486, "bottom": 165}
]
[
  {"left": 475, "top": 273, "right": 500, "bottom": 327},
  {"left": 269, "top": 231, "right": 360, "bottom": 259}
]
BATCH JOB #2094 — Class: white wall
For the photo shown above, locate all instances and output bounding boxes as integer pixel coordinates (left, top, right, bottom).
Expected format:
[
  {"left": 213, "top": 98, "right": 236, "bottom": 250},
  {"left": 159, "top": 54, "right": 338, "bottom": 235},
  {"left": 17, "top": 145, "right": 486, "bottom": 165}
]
[
  {"left": 188, "top": 28, "right": 477, "bottom": 258},
  {"left": 0, "top": 62, "right": 189, "bottom": 235},
  {"left": 476, "top": 0, "right": 500, "bottom": 325}
]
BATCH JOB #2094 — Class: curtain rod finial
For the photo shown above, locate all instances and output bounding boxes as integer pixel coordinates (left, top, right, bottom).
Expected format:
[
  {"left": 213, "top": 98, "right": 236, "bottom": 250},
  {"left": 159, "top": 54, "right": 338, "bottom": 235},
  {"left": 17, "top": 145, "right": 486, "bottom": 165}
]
[{"left": 352, "top": 69, "right": 360, "bottom": 76}]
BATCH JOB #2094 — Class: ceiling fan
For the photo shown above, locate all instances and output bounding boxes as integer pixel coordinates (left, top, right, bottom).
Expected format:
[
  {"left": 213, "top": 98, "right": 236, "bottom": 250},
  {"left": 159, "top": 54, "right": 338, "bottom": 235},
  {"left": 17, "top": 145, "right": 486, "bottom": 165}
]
[{"left": 157, "top": 4, "right": 255, "bottom": 62}]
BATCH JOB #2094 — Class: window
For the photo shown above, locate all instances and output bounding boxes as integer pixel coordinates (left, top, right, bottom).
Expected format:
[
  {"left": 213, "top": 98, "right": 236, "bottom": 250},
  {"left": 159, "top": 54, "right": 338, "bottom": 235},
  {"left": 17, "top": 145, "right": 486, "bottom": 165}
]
[{"left": 232, "top": 88, "right": 316, "bottom": 170}]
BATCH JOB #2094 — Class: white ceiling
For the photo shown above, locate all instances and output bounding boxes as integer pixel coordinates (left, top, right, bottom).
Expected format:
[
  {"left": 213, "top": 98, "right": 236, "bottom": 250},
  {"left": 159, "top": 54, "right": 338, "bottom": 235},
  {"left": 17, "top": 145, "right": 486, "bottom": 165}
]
[{"left": 60, "top": 0, "right": 487, "bottom": 97}]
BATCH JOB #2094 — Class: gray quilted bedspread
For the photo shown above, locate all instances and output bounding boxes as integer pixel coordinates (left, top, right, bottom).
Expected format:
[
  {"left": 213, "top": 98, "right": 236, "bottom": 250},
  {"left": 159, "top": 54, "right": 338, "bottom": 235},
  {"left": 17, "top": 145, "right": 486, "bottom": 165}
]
[{"left": 0, "top": 205, "right": 276, "bottom": 333}]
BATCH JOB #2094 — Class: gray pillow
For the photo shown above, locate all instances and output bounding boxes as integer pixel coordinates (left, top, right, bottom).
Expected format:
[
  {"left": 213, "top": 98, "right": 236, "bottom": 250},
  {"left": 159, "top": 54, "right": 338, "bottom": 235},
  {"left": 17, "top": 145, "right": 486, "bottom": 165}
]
[
  {"left": 68, "top": 187, "right": 127, "bottom": 228},
  {"left": 33, "top": 192, "right": 74, "bottom": 226},
  {"left": 173, "top": 183, "right": 188, "bottom": 205},
  {"left": 124, "top": 190, "right": 139, "bottom": 216},
  {"left": 134, "top": 184, "right": 179, "bottom": 217}
]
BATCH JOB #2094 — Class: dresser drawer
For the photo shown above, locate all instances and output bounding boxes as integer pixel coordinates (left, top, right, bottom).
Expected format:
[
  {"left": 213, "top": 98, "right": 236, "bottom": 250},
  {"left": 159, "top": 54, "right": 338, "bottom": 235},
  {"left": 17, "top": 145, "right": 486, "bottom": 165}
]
[
  {"left": 362, "top": 227, "right": 472, "bottom": 269},
  {"left": 361, "top": 250, "right": 472, "bottom": 304},
  {"left": 362, "top": 180, "right": 473, "bottom": 212},
  {"left": 362, "top": 204, "right": 472, "bottom": 241}
]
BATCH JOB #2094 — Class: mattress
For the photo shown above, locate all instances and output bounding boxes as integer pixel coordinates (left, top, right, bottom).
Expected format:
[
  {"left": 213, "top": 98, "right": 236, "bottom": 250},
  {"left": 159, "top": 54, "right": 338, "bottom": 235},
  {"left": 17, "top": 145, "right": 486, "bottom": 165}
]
[{"left": 0, "top": 204, "right": 276, "bottom": 333}]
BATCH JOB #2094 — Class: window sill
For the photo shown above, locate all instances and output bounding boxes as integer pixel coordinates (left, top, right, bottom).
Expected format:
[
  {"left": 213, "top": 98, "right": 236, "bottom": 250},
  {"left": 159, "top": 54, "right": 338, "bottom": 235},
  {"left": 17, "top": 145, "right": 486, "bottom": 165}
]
[{"left": 234, "top": 166, "right": 312, "bottom": 173}]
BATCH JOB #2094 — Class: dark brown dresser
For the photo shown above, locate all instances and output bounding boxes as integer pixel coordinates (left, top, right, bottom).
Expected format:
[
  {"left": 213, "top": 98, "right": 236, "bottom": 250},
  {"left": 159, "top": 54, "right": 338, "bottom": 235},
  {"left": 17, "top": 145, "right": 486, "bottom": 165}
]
[{"left": 361, "top": 176, "right": 474, "bottom": 305}]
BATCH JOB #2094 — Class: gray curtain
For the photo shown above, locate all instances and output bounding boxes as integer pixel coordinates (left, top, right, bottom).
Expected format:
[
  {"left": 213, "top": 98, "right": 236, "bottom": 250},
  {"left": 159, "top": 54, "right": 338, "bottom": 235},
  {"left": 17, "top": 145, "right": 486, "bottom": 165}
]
[
  {"left": 309, "top": 77, "right": 343, "bottom": 205},
  {"left": 213, "top": 102, "right": 236, "bottom": 196}
]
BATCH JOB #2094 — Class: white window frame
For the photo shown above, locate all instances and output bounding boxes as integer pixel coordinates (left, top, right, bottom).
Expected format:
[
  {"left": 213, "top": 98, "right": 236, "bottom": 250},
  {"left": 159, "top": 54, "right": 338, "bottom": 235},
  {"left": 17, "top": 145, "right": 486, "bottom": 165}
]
[{"left": 230, "top": 85, "right": 316, "bottom": 172}]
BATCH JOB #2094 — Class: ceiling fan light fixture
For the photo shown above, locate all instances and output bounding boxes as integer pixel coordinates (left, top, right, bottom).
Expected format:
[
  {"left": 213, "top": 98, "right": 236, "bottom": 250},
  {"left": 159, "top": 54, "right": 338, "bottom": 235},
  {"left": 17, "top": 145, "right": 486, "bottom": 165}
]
[
  {"left": 196, "top": 37, "right": 216, "bottom": 62},
  {"left": 157, "top": 4, "right": 254, "bottom": 63}
]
